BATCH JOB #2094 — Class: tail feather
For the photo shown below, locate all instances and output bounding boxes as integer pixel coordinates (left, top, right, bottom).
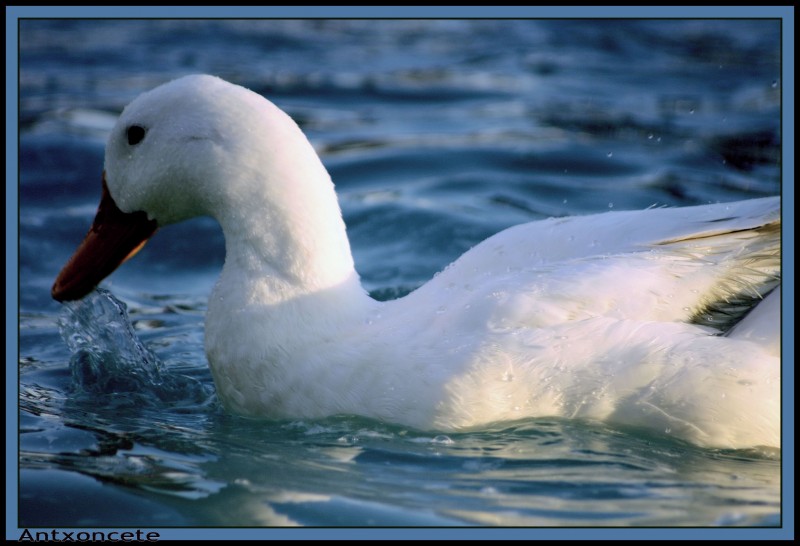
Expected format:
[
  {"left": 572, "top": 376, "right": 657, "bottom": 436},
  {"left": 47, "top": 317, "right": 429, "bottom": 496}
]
[{"left": 659, "top": 218, "right": 781, "bottom": 332}]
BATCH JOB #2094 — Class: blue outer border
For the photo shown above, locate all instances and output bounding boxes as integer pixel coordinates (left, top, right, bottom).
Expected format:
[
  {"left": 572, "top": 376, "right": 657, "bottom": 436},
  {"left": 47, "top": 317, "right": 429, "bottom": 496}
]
[
  {"left": 6, "top": 5, "right": 794, "bottom": 541},
  {"left": 2, "top": 5, "right": 798, "bottom": 18}
]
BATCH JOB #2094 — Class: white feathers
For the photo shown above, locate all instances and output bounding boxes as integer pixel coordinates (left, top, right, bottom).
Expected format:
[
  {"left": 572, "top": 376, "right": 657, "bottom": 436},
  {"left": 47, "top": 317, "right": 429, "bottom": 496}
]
[{"left": 103, "top": 75, "right": 781, "bottom": 449}]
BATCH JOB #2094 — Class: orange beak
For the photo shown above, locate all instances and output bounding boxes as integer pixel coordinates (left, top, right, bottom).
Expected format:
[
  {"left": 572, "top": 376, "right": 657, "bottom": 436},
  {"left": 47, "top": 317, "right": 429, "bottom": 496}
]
[{"left": 52, "top": 173, "right": 158, "bottom": 302}]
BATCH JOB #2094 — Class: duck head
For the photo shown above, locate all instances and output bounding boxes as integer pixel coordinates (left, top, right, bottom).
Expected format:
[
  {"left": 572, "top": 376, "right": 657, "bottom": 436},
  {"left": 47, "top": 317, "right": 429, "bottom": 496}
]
[{"left": 52, "top": 74, "right": 350, "bottom": 301}]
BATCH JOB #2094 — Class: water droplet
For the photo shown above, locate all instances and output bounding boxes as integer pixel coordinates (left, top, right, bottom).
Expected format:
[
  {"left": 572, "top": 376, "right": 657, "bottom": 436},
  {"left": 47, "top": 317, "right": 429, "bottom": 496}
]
[
  {"left": 608, "top": 202, "right": 614, "bottom": 209},
  {"left": 502, "top": 371, "right": 514, "bottom": 382},
  {"left": 771, "top": 80, "right": 778, "bottom": 88},
  {"left": 689, "top": 108, "right": 695, "bottom": 114},
  {"left": 647, "top": 133, "right": 654, "bottom": 140},
  {"left": 665, "top": 428, "right": 672, "bottom": 434},
  {"left": 431, "top": 435, "right": 454, "bottom": 445},
  {"left": 436, "top": 306, "right": 446, "bottom": 314},
  {"left": 606, "top": 151, "right": 613, "bottom": 158},
  {"left": 562, "top": 199, "right": 568, "bottom": 204},
  {"left": 567, "top": 235, "right": 575, "bottom": 242}
]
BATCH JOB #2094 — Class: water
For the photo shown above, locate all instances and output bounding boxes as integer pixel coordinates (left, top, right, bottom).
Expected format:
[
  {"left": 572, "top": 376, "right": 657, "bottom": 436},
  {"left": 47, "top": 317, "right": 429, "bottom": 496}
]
[{"left": 16, "top": 18, "right": 785, "bottom": 532}]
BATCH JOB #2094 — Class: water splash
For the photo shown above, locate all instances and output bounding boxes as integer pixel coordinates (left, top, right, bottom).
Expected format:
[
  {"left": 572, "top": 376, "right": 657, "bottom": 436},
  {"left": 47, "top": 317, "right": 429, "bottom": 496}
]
[{"left": 57, "top": 288, "right": 213, "bottom": 409}]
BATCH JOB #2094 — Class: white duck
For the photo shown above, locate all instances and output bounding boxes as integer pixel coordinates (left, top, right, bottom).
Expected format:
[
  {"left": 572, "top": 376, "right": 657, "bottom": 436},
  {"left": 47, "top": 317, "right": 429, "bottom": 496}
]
[{"left": 52, "top": 75, "right": 781, "bottom": 450}]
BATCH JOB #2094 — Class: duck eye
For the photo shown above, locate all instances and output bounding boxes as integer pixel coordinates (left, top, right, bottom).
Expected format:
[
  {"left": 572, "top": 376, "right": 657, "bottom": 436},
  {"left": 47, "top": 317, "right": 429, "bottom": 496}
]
[{"left": 126, "top": 125, "right": 147, "bottom": 145}]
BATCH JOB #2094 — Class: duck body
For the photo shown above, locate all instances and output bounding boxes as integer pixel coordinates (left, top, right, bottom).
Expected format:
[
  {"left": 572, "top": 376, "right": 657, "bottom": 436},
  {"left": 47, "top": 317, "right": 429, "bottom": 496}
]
[{"left": 53, "top": 75, "right": 781, "bottom": 449}]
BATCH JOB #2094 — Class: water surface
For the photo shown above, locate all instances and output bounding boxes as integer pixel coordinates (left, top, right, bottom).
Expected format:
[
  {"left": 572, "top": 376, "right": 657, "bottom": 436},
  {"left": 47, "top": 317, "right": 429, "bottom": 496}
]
[{"left": 16, "top": 18, "right": 784, "bottom": 532}]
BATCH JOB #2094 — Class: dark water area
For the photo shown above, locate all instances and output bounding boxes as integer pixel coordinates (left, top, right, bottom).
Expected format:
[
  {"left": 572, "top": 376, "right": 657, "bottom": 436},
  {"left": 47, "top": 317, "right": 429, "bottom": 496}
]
[{"left": 14, "top": 17, "right": 787, "bottom": 535}]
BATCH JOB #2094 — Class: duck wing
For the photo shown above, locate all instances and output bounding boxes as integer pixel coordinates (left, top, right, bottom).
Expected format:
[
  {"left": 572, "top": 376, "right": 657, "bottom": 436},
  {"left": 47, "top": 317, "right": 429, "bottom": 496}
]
[{"left": 403, "top": 196, "right": 780, "bottom": 333}]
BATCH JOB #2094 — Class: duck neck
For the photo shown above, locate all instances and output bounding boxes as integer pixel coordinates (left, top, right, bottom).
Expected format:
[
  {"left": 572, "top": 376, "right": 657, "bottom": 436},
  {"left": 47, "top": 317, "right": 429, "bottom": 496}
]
[
  {"left": 205, "top": 96, "right": 372, "bottom": 310},
  {"left": 214, "top": 168, "right": 368, "bottom": 308}
]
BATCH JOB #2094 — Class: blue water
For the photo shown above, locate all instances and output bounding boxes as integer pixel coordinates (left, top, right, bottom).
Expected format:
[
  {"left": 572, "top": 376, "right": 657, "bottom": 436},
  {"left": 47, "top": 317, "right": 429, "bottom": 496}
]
[{"left": 16, "top": 19, "right": 784, "bottom": 531}]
